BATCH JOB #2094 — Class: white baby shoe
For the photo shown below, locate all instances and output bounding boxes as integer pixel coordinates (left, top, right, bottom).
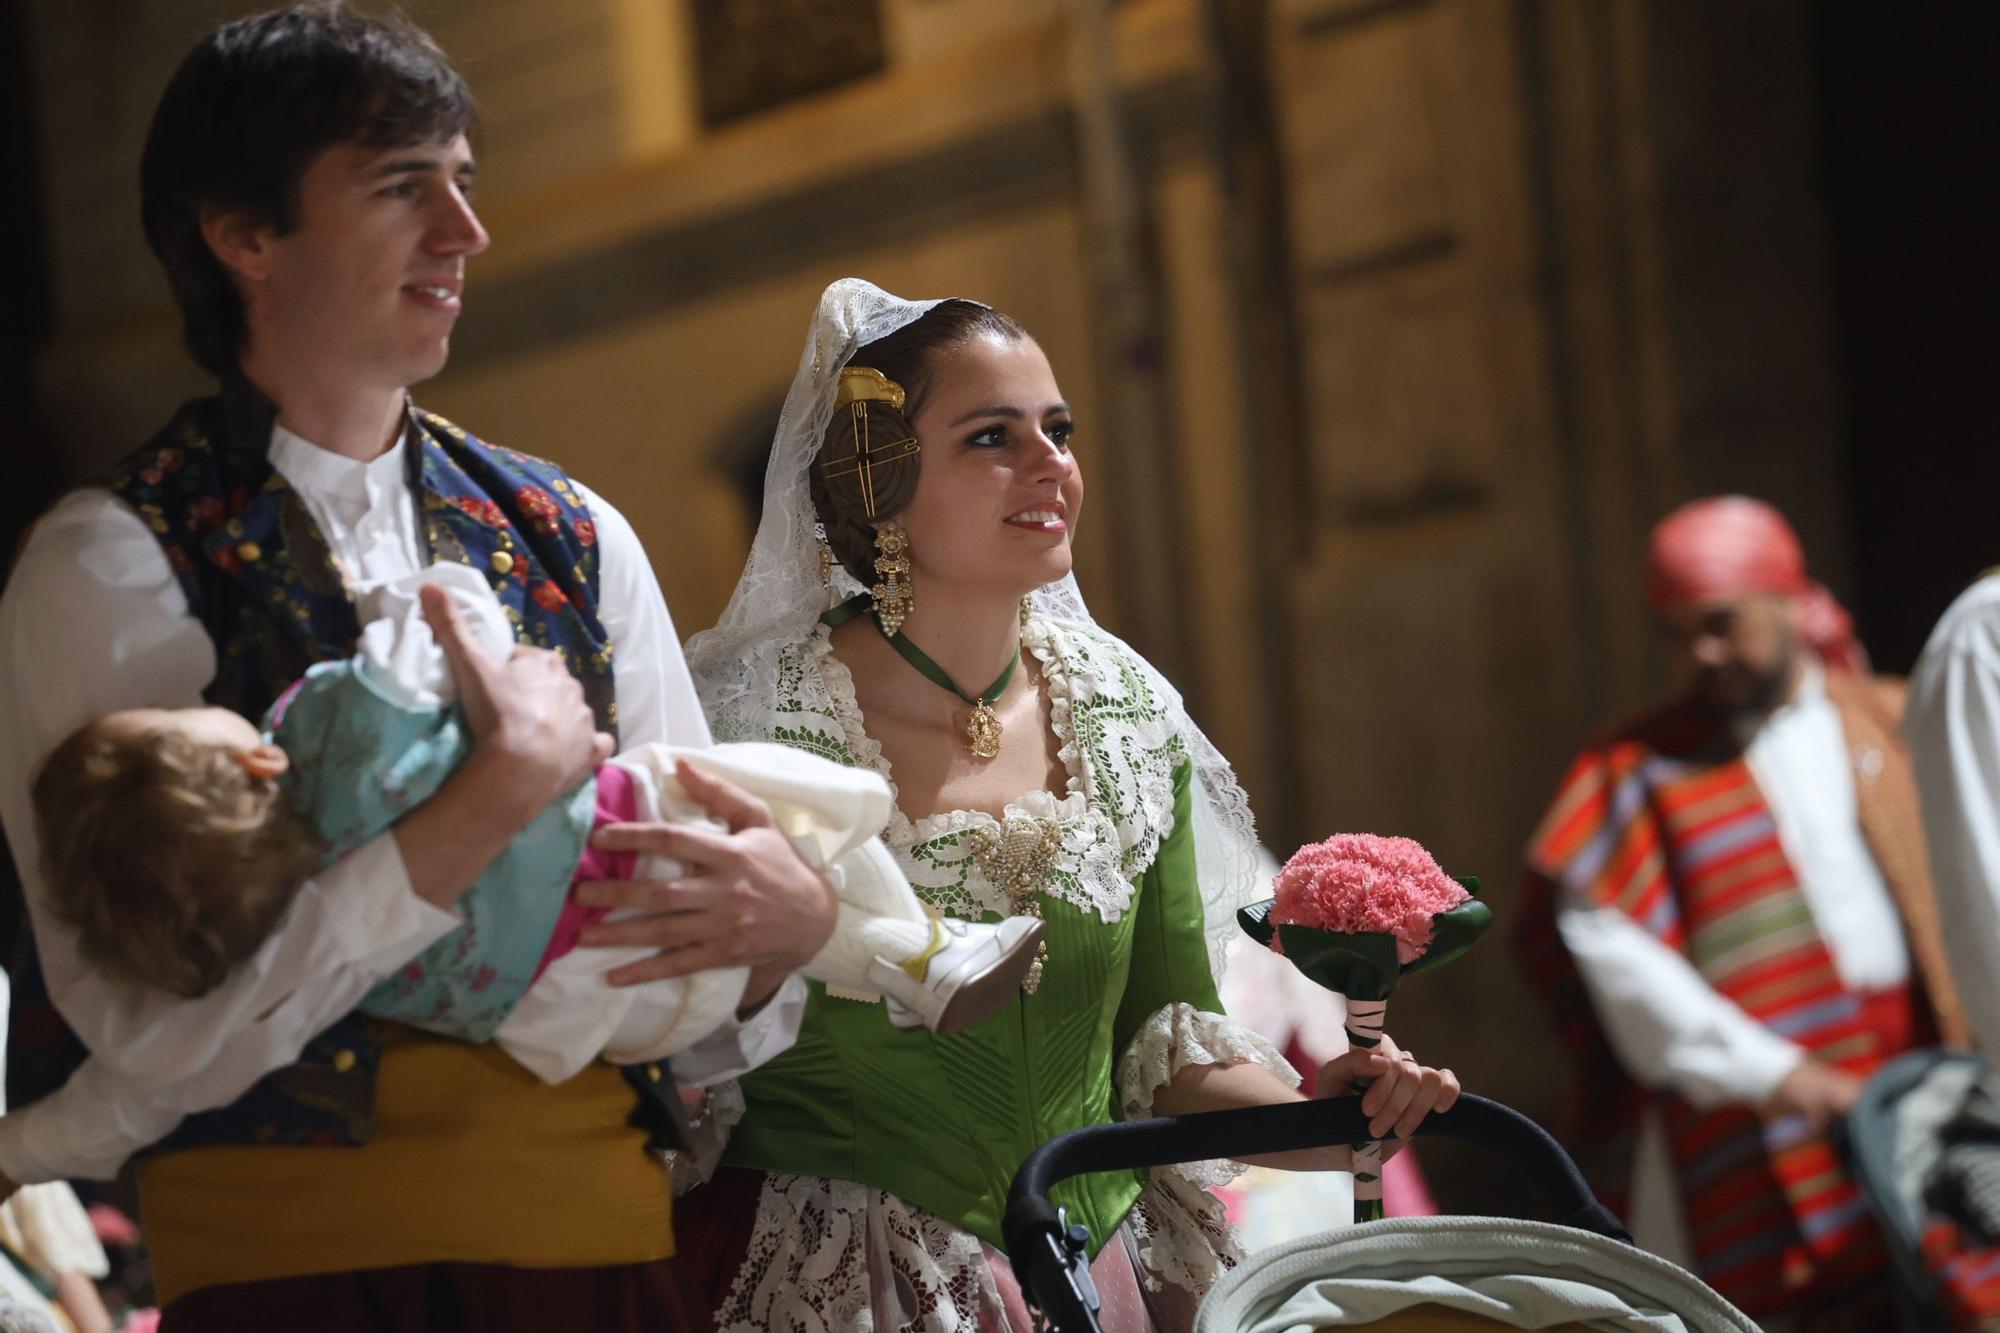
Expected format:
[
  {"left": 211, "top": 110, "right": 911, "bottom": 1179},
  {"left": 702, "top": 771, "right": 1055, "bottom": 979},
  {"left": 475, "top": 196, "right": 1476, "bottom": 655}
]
[{"left": 868, "top": 916, "right": 1046, "bottom": 1037}]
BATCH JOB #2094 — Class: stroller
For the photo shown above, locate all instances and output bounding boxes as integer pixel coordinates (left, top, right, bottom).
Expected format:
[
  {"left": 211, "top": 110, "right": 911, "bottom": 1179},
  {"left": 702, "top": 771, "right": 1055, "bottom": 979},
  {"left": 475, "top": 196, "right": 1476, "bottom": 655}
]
[
  {"left": 1845, "top": 1047, "right": 2000, "bottom": 1331},
  {"left": 1004, "top": 1094, "right": 1756, "bottom": 1331}
]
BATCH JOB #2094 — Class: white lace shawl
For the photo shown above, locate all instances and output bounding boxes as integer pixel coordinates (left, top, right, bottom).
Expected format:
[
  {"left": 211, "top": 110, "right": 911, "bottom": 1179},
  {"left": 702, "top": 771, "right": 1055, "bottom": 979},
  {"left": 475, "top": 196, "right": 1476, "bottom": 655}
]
[{"left": 771, "top": 612, "right": 1182, "bottom": 927}]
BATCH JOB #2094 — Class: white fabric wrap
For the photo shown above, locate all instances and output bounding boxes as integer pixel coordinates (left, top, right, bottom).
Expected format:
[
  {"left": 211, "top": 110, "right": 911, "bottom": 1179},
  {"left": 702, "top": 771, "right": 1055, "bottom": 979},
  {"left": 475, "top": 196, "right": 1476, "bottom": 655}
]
[{"left": 351, "top": 561, "right": 514, "bottom": 709}]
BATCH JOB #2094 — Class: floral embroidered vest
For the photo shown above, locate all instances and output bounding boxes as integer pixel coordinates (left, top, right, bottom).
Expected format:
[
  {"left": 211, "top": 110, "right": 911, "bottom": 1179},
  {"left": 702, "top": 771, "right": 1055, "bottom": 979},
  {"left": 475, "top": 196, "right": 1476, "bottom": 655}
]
[{"left": 5, "top": 377, "right": 684, "bottom": 1154}]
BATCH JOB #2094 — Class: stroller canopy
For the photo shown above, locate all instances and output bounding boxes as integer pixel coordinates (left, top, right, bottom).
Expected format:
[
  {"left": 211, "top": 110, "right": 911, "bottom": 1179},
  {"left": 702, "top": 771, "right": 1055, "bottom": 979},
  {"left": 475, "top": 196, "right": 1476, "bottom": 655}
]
[{"left": 1192, "top": 1217, "right": 1759, "bottom": 1332}]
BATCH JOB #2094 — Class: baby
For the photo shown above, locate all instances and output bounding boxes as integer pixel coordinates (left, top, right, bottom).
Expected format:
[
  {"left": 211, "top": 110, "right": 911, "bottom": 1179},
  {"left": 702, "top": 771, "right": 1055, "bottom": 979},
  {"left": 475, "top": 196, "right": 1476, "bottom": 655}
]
[{"left": 29, "top": 565, "right": 1040, "bottom": 1111}]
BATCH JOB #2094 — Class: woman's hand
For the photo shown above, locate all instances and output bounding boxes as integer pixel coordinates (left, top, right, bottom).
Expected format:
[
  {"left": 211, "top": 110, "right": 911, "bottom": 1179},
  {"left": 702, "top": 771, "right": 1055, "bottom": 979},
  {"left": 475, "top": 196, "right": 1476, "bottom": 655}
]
[
  {"left": 1314, "top": 1032, "right": 1461, "bottom": 1141},
  {"left": 1150, "top": 1032, "right": 1455, "bottom": 1172}
]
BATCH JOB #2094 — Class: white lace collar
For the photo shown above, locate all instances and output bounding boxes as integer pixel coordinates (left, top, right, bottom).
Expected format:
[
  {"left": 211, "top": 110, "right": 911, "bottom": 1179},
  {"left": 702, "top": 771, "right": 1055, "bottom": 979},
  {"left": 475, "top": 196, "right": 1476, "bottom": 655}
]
[
  {"left": 809, "top": 615, "right": 1083, "bottom": 842},
  {"left": 803, "top": 614, "right": 1183, "bottom": 923}
]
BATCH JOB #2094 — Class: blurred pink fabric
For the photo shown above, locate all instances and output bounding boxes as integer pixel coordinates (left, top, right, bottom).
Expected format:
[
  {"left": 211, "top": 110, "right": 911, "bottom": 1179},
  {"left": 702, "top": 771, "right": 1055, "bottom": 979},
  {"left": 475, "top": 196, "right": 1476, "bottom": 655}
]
[{"left": 86, "top": 1205, "right": 138, "bottom": 1250}]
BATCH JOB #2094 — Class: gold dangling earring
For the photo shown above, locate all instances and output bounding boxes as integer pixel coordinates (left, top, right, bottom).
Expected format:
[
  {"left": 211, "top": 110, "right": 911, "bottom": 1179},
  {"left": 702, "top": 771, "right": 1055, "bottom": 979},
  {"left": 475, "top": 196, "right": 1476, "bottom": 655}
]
[
  {"left": 816, "top": 527, "right": 835, "bottom": 588},
  {"left": 872, "top": 522, "right": 913, "bottom": 636},
  {"left": 1020, "top": 595, "right": 1033, "bottom": 629}
]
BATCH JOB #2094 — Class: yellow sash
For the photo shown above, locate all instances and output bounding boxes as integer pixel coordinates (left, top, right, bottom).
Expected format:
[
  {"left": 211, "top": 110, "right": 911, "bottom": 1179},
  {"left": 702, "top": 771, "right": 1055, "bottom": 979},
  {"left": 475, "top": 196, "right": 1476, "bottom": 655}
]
[{"left": 140, "top": 1027, "right": 673, "bottom": 1303}]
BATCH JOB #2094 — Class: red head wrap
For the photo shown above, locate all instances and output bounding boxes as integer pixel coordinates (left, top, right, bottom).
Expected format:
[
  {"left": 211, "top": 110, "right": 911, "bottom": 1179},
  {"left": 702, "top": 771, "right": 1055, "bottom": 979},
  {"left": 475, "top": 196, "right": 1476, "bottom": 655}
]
[{"left": 1644, "top": 495, "right": 1868, "bottom": 673}]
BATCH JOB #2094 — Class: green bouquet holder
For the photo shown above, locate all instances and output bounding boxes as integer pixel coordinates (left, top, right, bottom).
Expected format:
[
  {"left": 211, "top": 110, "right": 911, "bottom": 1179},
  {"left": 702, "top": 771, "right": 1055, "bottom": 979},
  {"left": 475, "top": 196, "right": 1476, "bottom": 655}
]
[{"left": 1236, "top": 878, "right": 1492, "bottom": 1003}]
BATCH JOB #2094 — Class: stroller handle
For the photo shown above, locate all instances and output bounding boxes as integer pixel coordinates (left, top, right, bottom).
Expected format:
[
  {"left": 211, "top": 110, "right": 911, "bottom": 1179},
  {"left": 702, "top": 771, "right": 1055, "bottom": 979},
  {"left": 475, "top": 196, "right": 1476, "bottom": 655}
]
[{"left": 1003, "top": 1093, "right": 1629, "bottom": 1329}]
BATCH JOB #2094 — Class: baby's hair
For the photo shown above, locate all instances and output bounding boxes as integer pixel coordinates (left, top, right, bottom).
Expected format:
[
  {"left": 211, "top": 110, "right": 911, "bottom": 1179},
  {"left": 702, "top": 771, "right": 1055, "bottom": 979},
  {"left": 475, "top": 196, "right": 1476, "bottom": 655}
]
[{"left": 32, "top": 713, "right": 325, "bottom": 998}]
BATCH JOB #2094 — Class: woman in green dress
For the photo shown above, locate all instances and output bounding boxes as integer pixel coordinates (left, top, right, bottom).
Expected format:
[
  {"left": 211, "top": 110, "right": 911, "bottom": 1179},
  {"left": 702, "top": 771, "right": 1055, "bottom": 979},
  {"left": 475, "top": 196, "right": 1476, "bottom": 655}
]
[{"left": 675, "top": 279, "right": 1458, "bottom": 1330}]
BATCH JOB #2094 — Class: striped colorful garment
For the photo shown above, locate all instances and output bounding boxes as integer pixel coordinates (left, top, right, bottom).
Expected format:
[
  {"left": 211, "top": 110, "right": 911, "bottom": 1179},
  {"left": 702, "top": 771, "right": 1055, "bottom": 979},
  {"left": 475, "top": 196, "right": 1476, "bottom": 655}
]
[
  {"left": 1921, "top": 1219, "right": 2000, "bottom": 1328},
  {"left": 1523, "top": 681, "right": 1954, "bottom": 1321}
]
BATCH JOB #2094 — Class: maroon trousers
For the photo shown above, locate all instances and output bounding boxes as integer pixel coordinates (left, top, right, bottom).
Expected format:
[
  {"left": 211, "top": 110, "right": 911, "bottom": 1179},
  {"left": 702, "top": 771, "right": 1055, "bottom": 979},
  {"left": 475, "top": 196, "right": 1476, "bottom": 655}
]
[{"left": 159, "top": 1258, "right": 703, "bottom": 1332}]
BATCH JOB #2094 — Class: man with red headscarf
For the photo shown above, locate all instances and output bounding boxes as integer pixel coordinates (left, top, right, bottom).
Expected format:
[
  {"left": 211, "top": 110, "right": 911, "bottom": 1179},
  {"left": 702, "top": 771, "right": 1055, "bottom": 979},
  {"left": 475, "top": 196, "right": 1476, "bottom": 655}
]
[{"left": 1520, "top": 496, "right": 1968, "bottom": 1327}]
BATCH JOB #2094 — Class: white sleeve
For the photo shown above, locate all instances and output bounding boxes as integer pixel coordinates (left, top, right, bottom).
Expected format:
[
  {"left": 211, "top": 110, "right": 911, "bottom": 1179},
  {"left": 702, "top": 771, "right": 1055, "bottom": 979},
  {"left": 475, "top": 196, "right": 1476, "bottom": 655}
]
[
  {"left": 1907, "top": 586, "right": 2000, "bottom": 1060},
  {"left": 575, "top": 481, "right": 712, "bottom": 750},
  {"left": 0, "top": 1182, "right": 108, "bottom": 1281},
  {"left": 577, "top": 481, "right": 804, "bottom": 1075},
  {"left": 1557, "top": 903, "right": 1806, "bottom": 1109},
  {"left": 0, "top": 492, "right": 459, "bottom": 1097},
  {"left": 0, "top": 1059, "right": 183, "bottom": 1184},
  {"left": 668, "top": 974, "right": 810, "bottom": 1086}
]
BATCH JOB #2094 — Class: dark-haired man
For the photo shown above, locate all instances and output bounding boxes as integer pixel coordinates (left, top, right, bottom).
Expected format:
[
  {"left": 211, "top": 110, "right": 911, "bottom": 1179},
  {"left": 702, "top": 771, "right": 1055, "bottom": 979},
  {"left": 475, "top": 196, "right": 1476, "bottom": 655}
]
[
  {"left": 1520, "top": 496, "right": 1967, "bottom": 1329},
  {"left": 0, "top": 6, "right": 835, "bottom": 1328}
]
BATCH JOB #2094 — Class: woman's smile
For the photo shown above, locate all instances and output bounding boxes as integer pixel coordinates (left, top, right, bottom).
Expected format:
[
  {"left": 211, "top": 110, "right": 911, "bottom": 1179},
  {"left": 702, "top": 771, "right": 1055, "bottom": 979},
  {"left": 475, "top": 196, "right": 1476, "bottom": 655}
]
[{"left": 1004, "top": 505, "right": 1067, "bottom": 533}]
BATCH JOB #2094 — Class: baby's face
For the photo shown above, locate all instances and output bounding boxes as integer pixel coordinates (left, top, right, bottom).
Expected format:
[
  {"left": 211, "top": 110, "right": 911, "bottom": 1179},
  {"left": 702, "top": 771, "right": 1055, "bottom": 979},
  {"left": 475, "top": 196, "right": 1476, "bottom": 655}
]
[{"left": 115, "top": 705, "right": 265, "bottom": 751}]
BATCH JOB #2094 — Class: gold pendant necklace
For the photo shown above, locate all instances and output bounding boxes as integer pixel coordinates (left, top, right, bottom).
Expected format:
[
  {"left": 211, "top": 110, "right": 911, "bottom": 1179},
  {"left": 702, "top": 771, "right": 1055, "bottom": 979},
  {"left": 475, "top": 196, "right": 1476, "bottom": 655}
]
[
  {"left": 964, "top": 700, "right": 1004, "bottom": 759},
  {"left": 818, "top": 592, "right": 1020, "bottom": 758},
  {"left": 870, "top": 609, "right": 1019, "bottom": 760}
]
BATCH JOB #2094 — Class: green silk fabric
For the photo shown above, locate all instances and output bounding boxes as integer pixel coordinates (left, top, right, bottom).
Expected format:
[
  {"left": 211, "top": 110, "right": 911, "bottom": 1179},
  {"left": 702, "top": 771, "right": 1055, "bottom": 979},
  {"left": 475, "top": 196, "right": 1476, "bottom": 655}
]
[{"left": 725, "top": 760, "right": 1222, "bottom": 1256}]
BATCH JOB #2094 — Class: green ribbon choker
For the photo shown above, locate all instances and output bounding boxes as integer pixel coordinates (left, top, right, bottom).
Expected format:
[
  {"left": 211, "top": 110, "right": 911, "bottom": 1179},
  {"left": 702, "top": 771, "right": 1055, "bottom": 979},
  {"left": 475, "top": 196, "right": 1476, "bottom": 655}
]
[{"left": 822, "top": 592, "right": 1019, "bottom": 757}]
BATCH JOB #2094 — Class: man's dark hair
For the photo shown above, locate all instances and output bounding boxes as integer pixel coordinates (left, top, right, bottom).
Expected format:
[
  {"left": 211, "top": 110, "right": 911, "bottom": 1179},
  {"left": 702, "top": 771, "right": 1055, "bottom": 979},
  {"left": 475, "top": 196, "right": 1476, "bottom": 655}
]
[{"left": 140, "top": 3, "right": 477, "bottom": 376}]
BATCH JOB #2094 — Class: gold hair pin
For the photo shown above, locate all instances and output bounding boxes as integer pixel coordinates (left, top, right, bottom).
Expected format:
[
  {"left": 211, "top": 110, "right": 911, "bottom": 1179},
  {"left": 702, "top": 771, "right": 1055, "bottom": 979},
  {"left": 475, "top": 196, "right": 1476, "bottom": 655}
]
[
  {"left": 824, "top": 367, "right": 919, "bottom": 519},
  {"left": 835, "top": 366, "right": 906, "bottom": 411}
]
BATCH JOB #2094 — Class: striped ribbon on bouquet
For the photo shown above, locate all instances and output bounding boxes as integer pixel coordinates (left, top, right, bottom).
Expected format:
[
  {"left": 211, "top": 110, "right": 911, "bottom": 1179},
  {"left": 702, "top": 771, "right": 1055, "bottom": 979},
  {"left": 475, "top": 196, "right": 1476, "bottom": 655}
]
[{"left": 1344, "top": 996, "right": 1389, "bottom": 1222}]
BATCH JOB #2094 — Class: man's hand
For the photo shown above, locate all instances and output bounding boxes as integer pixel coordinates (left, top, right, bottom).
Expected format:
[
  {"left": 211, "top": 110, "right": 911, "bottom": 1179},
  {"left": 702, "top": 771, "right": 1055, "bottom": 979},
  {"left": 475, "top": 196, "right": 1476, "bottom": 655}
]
[
  {"left": 393, "top": 586, "right": 612, "bottom": 908},
  {"left": 1759, "top": 1058, "right": 1864, "bottom": 1132},
  {"left": 422, "top": 583, "right": 611, "bottom": 820},
  {"left": 1315, "top": 1033, "right": 1462, "bottom": 1141},
  {"left": 574, "top": 759, "right": 838, "bottom": 995}
]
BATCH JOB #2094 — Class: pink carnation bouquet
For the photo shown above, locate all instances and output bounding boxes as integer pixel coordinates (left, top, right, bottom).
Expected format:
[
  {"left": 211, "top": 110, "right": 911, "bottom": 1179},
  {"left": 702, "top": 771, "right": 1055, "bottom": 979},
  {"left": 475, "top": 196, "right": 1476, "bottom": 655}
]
[{"left": 1239, "top": 833, "right": 1490, "bottom": 1221}]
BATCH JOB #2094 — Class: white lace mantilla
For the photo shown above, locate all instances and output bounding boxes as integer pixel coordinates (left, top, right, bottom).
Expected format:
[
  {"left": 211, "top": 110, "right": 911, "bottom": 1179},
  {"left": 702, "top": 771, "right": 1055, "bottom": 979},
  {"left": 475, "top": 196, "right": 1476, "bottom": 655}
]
[{"left": 749, "top": 615, "right": 1189, "bottom": 926}]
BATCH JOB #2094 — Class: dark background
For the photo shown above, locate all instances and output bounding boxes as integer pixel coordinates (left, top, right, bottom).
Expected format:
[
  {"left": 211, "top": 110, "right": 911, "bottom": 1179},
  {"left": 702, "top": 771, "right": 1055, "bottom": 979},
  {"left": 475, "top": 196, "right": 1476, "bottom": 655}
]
[{"left": 1812, "top": 3, "right": 2000, "bottom": 673}]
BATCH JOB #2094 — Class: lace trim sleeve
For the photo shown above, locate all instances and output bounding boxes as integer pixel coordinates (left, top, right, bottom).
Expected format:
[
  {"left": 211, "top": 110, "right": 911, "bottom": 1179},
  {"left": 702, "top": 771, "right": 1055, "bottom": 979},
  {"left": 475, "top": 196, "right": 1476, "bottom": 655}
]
[{"left": 1115, "top": 1002, "right": 1299, "bottom": 1187}]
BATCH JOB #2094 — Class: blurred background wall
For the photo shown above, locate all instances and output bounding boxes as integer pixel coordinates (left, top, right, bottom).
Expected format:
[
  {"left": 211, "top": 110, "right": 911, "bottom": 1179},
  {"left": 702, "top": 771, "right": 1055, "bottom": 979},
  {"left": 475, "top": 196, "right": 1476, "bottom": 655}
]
[{"left": 5, "top": 0, "right": 1995, "bottom": 1214}]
